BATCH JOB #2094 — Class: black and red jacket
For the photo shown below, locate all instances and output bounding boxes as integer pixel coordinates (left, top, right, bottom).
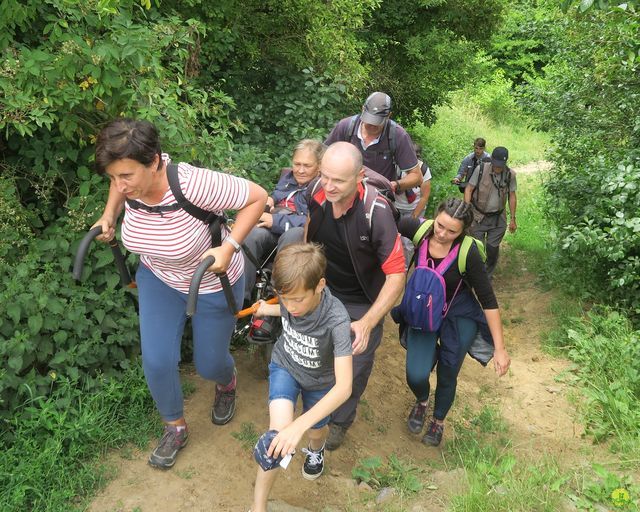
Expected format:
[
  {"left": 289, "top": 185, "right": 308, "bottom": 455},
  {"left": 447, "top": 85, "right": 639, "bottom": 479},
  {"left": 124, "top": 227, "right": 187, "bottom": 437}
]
[{"left": 306, "top": 181, "right": 405, "bottom": 303}]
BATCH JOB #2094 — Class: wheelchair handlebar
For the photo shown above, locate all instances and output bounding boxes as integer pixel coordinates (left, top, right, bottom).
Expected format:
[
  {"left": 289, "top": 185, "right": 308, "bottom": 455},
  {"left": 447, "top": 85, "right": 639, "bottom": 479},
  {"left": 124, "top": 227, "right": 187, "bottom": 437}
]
[
  {"left": 186, "top": 256, "right": 239, "bottom": 318},
  {"left": 72, "top": 226, "right": 134, "bottom": 287}
]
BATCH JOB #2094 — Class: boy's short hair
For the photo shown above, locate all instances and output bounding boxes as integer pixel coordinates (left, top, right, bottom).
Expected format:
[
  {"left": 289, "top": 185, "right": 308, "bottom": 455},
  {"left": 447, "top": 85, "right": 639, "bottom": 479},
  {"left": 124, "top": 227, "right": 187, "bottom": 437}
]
[{"left": 272, "top": 243, "right": 326, "bottom": 294}]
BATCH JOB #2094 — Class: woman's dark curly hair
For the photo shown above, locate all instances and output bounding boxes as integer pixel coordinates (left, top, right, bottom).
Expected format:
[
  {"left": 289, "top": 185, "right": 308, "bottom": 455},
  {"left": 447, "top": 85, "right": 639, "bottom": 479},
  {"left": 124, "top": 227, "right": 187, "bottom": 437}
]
[
  {"left": 95, "top": 118, "right": 162, "bottom": 174},
  {"left": 434, "top": 197, "right": 474, "bottom": 234}
]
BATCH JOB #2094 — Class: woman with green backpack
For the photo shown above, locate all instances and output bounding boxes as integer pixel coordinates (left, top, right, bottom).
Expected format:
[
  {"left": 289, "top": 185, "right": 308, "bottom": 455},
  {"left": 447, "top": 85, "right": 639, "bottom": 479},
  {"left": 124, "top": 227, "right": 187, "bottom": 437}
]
[{"left": 391, "top": 197, "right": 511, "bottom": 446}]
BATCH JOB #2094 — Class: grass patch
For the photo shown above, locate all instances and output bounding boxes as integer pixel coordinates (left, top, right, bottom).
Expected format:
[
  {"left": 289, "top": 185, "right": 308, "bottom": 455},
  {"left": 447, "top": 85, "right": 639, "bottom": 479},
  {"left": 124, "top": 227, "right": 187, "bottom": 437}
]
[
  {"left": 0, "top": 364, "right": 157, "bottom": 512},
  {"left": 231, "top": 421, "right": 260, "bottom": 451},
  {"left": 352, "top": 454, "right": 423, "bottom": 497},
  {"left": 544, "top": 307, "right": 640, "bottom": 464},
  {"left": 443, "top": 405, "right": 567, "bottom": 512}
]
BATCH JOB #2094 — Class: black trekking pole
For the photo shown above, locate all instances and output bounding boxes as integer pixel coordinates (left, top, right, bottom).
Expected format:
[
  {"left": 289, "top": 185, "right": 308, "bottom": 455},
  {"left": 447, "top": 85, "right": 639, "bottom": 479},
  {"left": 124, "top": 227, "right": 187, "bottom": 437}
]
[
  {"left": 72, "top": 226, "right": 134, "bottom": 288},
  {"left": 186, "top": 256, "right": 239, "bottom": 318}
]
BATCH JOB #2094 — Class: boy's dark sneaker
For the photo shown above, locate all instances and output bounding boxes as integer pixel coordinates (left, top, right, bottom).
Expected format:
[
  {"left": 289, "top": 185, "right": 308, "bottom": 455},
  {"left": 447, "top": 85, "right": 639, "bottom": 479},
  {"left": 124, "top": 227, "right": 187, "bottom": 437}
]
[
  {"left": 422, "top": 420, "right": 444, "bottom": 446},
  {"left": 148, "top": 424, "right": 189, "bottom": 469},
  {"left": 407, "top": 401, "right": 428, "bottom": 434},
  {"left": 212, "top": 368, "right": 237, "bottom": 425},
  {"left": 302, "top": 445, "right": 325, "bottom": 480},
  {"left": 325, "top": 423, "right": 348, "bottom": 451}
]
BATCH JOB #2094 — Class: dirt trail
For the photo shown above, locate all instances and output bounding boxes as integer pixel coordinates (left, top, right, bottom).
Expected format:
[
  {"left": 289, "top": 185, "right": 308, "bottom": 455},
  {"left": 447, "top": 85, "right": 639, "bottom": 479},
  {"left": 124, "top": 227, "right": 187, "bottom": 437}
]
[{"left": 89, "top": 165, "right": 594, "bottom": 512}]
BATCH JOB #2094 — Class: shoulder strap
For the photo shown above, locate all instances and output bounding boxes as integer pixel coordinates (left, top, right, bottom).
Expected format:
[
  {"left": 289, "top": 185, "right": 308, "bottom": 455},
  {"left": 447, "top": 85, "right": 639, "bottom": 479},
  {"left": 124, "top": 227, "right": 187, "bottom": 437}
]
[
  {"left": 436, "top": 243, "right": 461, "bottom": 274},
  {"left": 345, "top": 115, "right": 359, "bottom": 141},
  {"left": 412, "top": 219, "right": 433, "bottom": 246},
  {"left": 388, "top": 120, "right": 397, "bottom": 159},
  {"left": 166, "top": 164, "right": 225, "bottom": 247},
  {"left": 166, "top": 164, "right": 220, "bottom": 225},
  {"left": 458, "top": 236, "right": 486, "bottom": 275}
]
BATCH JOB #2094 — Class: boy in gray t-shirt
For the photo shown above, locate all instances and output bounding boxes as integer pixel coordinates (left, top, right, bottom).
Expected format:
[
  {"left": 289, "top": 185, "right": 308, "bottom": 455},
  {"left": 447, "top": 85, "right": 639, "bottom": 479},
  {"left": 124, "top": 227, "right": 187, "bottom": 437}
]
[{"left": 250, "top": 243, "right": 352, "bottom": 512}]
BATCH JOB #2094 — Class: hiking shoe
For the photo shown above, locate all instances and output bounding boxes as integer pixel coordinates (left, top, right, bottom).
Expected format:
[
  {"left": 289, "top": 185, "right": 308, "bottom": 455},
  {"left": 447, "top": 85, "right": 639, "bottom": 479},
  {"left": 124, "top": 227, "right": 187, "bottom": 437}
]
[
  {"left": 422, "top": 420, "right": 444, "bottom": 446},
  {"left": 407, "top": 401, "right": 428, "bottom": 434},
  {"left": 148, "top": 424, "right": 189, "bottom": 469},
  {"left": 212, "top": 368, "right": 237, "bottom": 425},
  {"left": 301, "top": 445, "right": 325, "bottom": 480},
  {"left": 325, "top": 423, "right": 348, "bottom": 451}
]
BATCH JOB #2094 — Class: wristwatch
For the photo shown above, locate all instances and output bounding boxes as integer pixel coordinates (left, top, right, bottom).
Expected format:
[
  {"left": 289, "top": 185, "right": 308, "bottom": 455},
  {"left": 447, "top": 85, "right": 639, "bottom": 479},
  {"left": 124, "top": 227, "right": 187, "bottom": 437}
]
[{"left": 225, "top": 236, "right": 242, "bottom": 253}]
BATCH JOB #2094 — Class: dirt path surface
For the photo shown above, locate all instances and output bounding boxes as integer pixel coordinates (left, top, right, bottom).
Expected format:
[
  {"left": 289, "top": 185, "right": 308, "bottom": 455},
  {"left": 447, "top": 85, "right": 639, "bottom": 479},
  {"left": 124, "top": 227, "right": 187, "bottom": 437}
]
[{"left": 89, "top": 165, "right": 597, "bottom": 512}]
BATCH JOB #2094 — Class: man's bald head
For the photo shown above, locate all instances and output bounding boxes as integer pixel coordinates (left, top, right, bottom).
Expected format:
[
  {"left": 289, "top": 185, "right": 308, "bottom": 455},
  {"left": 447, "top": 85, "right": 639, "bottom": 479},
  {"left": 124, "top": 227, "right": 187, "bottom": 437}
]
[
  {"left": 319, "top": 142, "right": 364, "bottom": 207},
  {"left": 322, "top": 141, "right": 363, "bottom": 177}
]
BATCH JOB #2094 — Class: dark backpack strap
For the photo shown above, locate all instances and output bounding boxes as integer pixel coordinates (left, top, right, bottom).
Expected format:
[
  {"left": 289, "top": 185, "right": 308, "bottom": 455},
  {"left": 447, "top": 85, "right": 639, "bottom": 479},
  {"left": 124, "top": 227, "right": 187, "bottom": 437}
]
[
  {"left": 125, "top": 199, "right": 182, "bottom": 214},
  {"left": 344, "top": 114, "right": 359, "bottom": 141},
  {"left": 166, "top": 163, "right": 224, "bottom": 247},
  {"left": 387, "top": 120, "right": 398, "bottom": 177},
  {"left": 167, "top": 164, "right": 220, "bottom": 224}
]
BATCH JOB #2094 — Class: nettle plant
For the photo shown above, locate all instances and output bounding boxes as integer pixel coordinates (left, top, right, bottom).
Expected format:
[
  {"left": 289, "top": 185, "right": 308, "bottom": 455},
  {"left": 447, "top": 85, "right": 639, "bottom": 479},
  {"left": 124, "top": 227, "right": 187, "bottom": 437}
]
[{"left": 0, "top": 216, "right": 139, "bottom": 419}]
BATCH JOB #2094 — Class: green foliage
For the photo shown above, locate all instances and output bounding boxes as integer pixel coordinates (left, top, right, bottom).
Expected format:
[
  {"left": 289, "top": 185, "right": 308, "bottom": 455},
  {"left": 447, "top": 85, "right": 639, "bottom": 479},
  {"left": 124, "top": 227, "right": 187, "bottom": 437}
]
[
  {"left": 231, "top": 422, "right": 260, "bottom": 452},
  {"left": 568, "top": 463, "right": 640, "bottom": 511},
  {"left": 0, "top": 176, "right": 38, "bottom": 263},
  {"left": 488, "top": 0, "right": 557, "bottom": 85},
  {"left": 520, "top": 2, "right": 640, "bottom": 315},
  {"left": 409, "top": 90, "right": 549, "bottom": 215},
  {"left": 445, "top": 406, "right": 567, "bottom": 512},
  {"left": 0, "top": 219, "right": 139, "bottom": 417},
  {"left": 0, "top": 365, "right": 156, "bottom": 512},
  {"left": 546, "top": 308, "right": 640, "bottom": 459},
  {"left": 352, "top": 454, "right": 422, "bottom": 496},
  {"left": 1, "top": 0, "right": 235, "bottom": 222},
  {"left": 546, "top": 156, "right": 640, "bottom": 314},
  {"left": 363, "top": 0, "right": 507, "bottom": 123},
  {"left": 230, "top": 68, "right": 350, "bottom": 186}
]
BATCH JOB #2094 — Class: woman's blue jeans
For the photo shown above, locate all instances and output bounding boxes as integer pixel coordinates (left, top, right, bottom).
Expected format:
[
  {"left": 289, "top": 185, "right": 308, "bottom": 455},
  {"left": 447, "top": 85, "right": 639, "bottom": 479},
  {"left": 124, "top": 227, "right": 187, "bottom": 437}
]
[
  {"left": 405, "top": 317, "right": 477, "bottom": 420},
  {"left": 136, "top": 264, "right": 244, "bottom": 421}
]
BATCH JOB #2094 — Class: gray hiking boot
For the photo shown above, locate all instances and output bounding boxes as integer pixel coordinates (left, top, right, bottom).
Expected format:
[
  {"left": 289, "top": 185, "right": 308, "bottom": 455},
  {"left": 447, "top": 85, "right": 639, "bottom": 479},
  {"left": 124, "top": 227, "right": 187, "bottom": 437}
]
[
  {"left": 212, "top": 368, "right": 237, "bottom": 425},
  {"left": 422, "top": 419, "right": 444, "bottom": 446},
  {"left": 325, "top": 423, "right": 348, "bottom": 451},
  {"left": 407, "top": 401, "right": 428, "bottom": 434},
  {"left": 148, "top": 424, "right": 189, "bottom": 469}
]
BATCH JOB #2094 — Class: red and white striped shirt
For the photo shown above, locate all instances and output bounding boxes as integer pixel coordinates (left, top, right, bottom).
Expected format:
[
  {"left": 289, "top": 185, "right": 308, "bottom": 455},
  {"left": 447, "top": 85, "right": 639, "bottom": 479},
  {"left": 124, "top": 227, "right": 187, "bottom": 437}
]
[{"left": 121, "top": 162, "right": 249, "bottom": 294}]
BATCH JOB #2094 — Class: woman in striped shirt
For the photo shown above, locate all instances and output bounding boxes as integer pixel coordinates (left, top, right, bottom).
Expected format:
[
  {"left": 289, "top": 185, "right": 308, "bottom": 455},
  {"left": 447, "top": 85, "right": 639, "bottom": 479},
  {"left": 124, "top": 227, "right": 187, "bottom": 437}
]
[{"left": 92, "top": 118, "right": 267, "bottom": 469}]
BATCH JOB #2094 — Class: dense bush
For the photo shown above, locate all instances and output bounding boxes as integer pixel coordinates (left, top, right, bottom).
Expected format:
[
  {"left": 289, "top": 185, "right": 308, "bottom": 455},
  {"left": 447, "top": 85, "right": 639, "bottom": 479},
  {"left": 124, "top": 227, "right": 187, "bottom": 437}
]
[
  {"left": 522, "top": 3, "right": 640, "bottom": 317},
  {"left": 1, "top": 0, "right": 235, "bottom": 224},
  {"left": 0, "top": 217, "right": 139, "bottom": 417}
]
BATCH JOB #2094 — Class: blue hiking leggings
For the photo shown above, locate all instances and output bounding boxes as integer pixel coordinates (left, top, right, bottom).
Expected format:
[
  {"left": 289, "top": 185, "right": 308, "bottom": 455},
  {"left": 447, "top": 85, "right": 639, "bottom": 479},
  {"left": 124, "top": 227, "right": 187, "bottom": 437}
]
[
  {"left": 405, "top": 317, "right": 477, "bottom": 420},
  {"left": 136, "top": 264, "right": 244, "bottom": 421}
]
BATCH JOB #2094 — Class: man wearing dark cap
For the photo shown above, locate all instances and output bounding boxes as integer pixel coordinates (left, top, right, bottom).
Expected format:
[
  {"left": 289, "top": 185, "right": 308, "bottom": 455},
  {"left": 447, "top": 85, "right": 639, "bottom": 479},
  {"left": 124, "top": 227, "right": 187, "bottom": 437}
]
[
  {"left": 464, "top": 146, "right": 517, "bottom": 277},
  {"left": 325, "top": 92, "right": 422, "bottom": 193}
]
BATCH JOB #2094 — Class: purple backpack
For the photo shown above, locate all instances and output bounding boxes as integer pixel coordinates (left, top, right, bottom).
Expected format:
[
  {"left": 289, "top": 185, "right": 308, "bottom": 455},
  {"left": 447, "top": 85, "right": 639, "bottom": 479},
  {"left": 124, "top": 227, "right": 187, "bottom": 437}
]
[{"left": 397, "top": 239, "right": 462, "bottom": 332}]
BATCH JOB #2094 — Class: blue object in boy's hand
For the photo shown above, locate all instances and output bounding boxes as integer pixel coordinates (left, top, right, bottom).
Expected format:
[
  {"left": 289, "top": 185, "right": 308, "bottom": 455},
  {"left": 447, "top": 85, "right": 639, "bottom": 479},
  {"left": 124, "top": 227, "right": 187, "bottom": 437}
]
[{"left": 254, "top": 429, "right": 286, "bottom": 471}]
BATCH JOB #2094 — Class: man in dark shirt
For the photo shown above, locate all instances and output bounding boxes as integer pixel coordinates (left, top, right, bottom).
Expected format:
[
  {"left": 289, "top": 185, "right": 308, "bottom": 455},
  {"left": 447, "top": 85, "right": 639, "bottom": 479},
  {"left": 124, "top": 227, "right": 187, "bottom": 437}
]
[
  {"left": 305, "top": 141, "right": 406, "bottom": 450},
  {"left": 325, "top": 92, "right": 422, "bottom": 195}
]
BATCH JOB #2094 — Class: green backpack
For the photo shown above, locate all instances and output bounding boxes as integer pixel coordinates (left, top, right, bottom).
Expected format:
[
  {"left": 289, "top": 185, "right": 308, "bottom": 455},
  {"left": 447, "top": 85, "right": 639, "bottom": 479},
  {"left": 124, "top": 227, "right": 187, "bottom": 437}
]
[{"left": 411, "top": 219, "right": 486, "bottom": 275}]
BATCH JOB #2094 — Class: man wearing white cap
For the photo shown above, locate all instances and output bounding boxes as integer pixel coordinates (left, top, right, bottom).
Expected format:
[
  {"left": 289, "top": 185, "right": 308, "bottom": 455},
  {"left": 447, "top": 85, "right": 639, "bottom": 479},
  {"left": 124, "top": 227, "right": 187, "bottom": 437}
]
[{"left": 325, "top": 92, "right": 422, "bottom": 194}]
